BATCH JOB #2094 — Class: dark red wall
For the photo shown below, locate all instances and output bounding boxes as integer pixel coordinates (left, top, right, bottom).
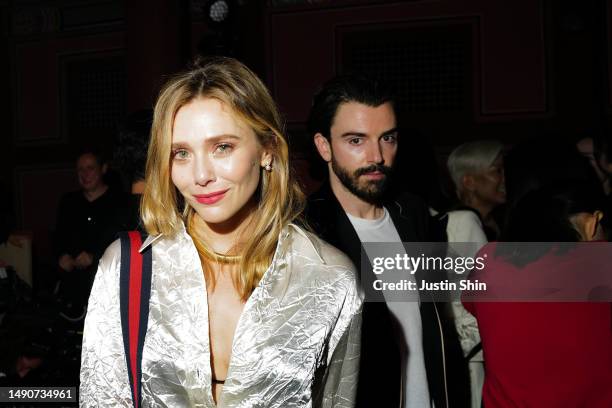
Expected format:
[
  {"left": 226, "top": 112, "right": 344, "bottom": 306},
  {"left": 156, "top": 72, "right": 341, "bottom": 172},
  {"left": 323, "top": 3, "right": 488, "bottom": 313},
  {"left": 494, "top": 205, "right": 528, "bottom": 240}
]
[
  {"left": 264, "top": 0, "right": 609, "bottom": 148},
  {"left": 3, "top": 0, "right": 611, "bottom": 269}
]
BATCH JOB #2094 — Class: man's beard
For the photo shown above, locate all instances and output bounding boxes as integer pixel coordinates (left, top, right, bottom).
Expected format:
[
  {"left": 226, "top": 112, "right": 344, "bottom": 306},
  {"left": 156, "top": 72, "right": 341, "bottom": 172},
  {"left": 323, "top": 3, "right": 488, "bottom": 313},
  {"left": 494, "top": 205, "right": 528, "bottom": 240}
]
[{"left": 331, "top": 158, "right": 393, "bottom": 204}]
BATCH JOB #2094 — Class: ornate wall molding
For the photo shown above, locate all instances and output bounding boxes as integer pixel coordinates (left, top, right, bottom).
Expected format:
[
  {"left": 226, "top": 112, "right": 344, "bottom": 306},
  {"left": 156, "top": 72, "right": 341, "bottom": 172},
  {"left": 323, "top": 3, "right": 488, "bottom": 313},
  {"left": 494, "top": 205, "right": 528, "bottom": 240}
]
[{"left": 10, "top": 1, "right": 123, "bottom": 37}]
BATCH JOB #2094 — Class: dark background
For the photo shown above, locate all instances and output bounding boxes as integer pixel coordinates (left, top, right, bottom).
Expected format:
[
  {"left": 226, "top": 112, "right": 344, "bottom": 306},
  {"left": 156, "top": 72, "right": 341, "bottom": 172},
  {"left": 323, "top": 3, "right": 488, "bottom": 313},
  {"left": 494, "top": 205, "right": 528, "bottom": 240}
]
[{"left": 2, "top": 0, "right": 611, "bottom": 268}]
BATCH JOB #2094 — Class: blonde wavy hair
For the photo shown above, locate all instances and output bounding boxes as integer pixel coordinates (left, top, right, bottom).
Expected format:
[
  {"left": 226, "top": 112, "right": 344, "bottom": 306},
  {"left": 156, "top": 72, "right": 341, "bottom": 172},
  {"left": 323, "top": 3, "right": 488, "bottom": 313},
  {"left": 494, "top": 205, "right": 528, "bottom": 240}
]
[{"left": 141, "top": 56, "right": 305, "bottom": 300}]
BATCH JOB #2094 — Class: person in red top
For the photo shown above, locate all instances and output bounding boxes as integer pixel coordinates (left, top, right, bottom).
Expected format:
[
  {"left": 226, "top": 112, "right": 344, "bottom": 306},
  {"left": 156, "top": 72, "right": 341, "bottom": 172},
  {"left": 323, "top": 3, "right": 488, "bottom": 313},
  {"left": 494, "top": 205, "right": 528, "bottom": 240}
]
[{"left": 463, "top": 184, "right": 612, "bottom": 407}]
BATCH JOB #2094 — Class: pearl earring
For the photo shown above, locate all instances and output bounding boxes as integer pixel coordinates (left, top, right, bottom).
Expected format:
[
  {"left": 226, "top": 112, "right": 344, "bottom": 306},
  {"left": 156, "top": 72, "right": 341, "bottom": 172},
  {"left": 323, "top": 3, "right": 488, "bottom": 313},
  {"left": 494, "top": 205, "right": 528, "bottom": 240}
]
[{"left": 264, "top": 163, "right": 272, "bottom": 171}]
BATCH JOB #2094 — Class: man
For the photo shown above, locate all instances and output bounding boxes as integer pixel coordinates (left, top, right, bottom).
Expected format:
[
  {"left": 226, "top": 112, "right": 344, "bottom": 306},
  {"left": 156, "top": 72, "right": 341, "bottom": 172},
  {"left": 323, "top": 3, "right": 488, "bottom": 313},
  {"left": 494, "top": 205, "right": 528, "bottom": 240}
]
[
  {"left": 55, "top": 151, "right": 124, "bottom": 319},
  {"left": 306, "top": 74, "right": 467, "bottom": 408}
]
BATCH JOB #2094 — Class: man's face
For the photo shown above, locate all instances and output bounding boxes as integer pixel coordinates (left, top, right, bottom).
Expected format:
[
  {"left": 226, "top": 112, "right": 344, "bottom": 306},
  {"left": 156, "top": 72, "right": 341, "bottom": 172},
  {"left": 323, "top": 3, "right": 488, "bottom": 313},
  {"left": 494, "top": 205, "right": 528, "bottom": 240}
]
[
  {"left": 321, "top": 101, "right": 398, "bottom": 203},
  {"left": 77, "top": 153, "right": 106, "bottom": 192}
]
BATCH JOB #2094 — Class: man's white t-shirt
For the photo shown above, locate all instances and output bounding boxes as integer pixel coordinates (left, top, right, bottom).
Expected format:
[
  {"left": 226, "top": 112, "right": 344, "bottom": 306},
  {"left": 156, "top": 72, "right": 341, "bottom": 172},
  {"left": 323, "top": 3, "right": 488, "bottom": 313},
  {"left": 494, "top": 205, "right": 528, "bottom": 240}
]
[{"left": 346, "top": 208, "right": 432, "bottom": 408}]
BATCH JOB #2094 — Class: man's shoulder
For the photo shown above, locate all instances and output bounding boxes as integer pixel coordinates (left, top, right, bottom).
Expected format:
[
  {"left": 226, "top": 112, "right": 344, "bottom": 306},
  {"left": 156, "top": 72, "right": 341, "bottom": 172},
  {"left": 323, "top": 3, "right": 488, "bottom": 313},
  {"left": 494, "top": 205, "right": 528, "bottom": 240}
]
[
  {"left": 61, "top": 190, "right": 84, "bottom": 201},
  {"left": 304, "top": 185, "right": 342, "bottom": 232},
  {"left": 385, "top": 191, "right": 431, "bottom": 225},
  {"left": 387, "top": 191, "right": 429, "bottom": 212},
  {"left": 57, "top": 190, "right": 86, "bottom": 211},
  {"left": 385, "top": 191, "right": 438, "bottom": 241},
  {"left": 306, "top": 184, "right": 336, "bottom": 208},
  {"left": 101, "top": 187, "right": 129, "bottom": 203}
]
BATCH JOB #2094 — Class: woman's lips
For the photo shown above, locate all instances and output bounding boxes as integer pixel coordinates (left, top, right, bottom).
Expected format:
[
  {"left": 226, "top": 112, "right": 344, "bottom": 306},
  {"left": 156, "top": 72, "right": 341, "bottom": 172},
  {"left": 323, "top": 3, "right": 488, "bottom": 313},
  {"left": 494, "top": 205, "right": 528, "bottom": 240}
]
[{"left": 194, "top": 189, "right": 229, "bottom": 204}]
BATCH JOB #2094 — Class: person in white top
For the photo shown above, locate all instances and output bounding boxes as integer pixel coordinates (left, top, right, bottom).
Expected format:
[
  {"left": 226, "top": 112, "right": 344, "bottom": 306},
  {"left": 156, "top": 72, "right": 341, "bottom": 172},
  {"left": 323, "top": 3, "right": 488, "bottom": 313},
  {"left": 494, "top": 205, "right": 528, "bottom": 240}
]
[{"left": 447, "top": 140, "right": 506, "bottom": 240}]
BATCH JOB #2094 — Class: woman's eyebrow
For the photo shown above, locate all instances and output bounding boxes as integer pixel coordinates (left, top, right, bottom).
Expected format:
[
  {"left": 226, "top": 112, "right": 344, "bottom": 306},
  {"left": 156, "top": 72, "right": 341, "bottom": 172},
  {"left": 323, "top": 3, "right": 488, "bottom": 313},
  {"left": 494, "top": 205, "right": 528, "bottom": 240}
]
[
  {"left": 204, "top": 134, "right": 241, "bottom": 144},
  {"left": 171, "top": 135, "right": 241, "bottom": 149},
  {"left": 170, "top": 141, "right": 189, "bottom": 149}
]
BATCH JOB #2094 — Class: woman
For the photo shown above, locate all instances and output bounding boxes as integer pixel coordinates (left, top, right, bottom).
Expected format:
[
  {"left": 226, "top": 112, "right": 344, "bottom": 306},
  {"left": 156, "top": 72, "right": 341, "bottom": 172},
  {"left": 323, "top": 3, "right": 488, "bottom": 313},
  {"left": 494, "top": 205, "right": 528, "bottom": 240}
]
[
  {"left": 463, "top": 184, "right": 612, "bottom": 407},
  {"left": 442, "top": 141, "right": 502, "bottom": 408},
  {"left": 80, "top": 57, "right": 362, "bottom": 407},
  {"left": 447, "top": 140, "right": 506, "bottom": 240}
]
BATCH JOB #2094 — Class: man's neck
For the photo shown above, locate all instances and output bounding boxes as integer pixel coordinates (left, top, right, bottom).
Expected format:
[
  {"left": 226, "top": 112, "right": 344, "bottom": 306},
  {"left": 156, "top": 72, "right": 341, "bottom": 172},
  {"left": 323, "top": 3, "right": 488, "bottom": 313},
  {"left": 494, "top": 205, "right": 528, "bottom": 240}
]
[
  {"left": 83, "top": 184, "right": 108, "bottom": 202},
  {"left": 329, "top": 174, "right": 384, "bottom": 220}
]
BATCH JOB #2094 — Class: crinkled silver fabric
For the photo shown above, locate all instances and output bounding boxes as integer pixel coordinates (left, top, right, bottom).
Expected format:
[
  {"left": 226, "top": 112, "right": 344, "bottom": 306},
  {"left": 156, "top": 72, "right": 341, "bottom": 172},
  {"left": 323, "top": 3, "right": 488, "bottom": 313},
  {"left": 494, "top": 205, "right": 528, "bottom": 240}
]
[{"left": 80, "top": 223, "right": 363, "bottom": 407}]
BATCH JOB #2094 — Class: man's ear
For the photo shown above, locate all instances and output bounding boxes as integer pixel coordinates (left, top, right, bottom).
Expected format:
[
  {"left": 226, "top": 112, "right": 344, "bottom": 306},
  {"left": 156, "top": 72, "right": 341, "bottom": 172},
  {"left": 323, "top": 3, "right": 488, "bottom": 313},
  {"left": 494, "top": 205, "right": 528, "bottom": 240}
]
[
  {"left": 102, "top": 163, "right": 108, "bottom": 174},
  {"left": 314, "top": 133, "right": 332, "bottom": 162}
]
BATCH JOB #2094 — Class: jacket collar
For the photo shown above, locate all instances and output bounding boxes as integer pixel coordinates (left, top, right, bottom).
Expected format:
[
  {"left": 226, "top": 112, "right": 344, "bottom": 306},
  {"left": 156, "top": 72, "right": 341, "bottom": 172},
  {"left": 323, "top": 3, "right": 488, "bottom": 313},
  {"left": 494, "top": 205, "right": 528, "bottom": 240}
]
[
  {"left": 311, "top": 180, "right": 407, "bottom": 235},
  {"left": 137, "top": 221, "right": 324, "bottom": 263},
  {"left": 138, "top": 219, "right": 187, "bottom": 253},
  {"left": 139, "top": 234, "right": 162, "bottom": 253}
]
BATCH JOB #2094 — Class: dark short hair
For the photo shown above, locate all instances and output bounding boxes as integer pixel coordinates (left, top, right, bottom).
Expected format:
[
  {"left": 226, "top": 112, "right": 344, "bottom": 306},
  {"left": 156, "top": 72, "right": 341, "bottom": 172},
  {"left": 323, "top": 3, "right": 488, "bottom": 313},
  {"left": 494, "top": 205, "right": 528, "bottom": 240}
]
[
  {"left": 307, "top": 73, "right": 395, "bottom": 139},
  {"left": 77, "top": 149, "right": 105, "bottom": 167},
  {"left": 502, "top": 183, "right": 605, "bottom": 242}
]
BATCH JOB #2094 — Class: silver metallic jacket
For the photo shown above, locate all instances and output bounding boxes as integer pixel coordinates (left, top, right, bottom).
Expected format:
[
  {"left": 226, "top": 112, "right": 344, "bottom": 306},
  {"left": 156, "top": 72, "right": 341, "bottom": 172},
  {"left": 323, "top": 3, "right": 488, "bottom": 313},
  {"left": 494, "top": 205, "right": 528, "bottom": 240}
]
[{"left": 80, "top": 223, "right": 363, "bottom": 407}]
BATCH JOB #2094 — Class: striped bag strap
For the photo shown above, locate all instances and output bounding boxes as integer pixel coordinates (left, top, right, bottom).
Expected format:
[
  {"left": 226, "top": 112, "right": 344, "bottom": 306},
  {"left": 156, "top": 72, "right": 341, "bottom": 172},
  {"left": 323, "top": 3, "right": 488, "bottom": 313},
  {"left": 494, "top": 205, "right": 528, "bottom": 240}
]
[{"left": 119, "top": 231, "right": 153, "bottom": 408}]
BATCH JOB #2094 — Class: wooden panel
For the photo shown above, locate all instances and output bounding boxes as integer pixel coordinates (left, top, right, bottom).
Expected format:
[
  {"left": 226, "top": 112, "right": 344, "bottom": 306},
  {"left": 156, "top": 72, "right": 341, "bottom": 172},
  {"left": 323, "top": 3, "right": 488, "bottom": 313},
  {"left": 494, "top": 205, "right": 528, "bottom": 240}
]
[
  {"left": 337, "top": 19, "right": 474, "bottom": 126},
  {"left": 268, "top": 0, "right": 546, "bottom": 123},
  {"left": 13, "top": 40, "right": 60, "bottom": 144},
  {"left": 60, "top": 50, "right": 126, "bottom": 145},
  {"left": 12, "top": 32, "right": 124, "bottom": 146},
  {"left": 15, "top": 165, "right": 79, "bottom": 262}
]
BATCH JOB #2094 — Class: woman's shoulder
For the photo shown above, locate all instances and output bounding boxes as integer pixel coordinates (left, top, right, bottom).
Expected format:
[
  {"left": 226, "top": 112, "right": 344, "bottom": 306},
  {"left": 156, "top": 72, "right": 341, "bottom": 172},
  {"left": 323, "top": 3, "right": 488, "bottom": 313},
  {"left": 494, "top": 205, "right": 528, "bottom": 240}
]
[
  {"left": 286, "top": 225, "right": 361, "bottom": 293},
  {"left": 94, "top": 239, "right": 123, "bottom": 285},
  {"left": 102, "top": 237, "right": 122, "bottom": 258},
  {"left": 286, "top": 224, "right": 363, "bottom": 306},
  {"left": 288, "top": 224, "right": 355, "bottom": 272}
]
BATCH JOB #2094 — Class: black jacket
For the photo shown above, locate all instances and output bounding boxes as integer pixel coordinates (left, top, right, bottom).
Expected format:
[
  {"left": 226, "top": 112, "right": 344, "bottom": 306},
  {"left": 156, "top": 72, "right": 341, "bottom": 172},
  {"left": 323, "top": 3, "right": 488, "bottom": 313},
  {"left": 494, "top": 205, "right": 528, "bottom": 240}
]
[{"left": 305, "top": 183, "right": 468, "bottom": 408}]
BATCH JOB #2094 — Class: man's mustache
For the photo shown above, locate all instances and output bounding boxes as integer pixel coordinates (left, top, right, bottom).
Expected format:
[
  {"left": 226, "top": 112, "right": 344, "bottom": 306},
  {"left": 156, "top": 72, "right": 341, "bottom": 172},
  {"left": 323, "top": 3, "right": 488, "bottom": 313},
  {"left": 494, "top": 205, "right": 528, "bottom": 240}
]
[{"left": 354, "top": 164, "right": 393, "bottom": 177}]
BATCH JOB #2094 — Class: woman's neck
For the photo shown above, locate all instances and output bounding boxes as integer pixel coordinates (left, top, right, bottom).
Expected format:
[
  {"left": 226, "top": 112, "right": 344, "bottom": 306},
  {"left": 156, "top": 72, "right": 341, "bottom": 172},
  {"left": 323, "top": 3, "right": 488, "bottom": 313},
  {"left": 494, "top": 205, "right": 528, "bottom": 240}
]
[{"left": 191, "top": 200, "right": 256, "bottom": 254}]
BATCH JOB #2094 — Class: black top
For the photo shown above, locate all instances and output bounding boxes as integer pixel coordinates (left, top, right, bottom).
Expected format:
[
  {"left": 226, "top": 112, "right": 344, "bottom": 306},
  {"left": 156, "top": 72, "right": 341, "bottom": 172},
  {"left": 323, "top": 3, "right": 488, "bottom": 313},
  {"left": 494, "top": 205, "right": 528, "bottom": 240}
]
[
  {"left": 305, "top": 182, "right": 469, "bottom": 408},
  {"left": 54, "top": 187, "right": 127, "bottom": 261}
]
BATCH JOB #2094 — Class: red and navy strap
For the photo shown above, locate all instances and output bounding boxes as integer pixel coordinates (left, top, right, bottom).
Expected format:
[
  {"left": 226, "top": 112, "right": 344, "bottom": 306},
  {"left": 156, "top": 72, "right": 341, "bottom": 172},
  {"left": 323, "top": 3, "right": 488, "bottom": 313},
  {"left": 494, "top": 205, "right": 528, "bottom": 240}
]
[{"left": 119, "top": 231, "right": 153, "bottom": 408}]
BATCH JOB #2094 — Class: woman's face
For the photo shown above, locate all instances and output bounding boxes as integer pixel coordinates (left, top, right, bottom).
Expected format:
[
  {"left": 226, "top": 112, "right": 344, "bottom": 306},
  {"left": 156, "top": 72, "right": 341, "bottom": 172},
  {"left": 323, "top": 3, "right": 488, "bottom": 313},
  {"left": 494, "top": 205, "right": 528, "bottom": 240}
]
[
  {"left": 171, "top": 98, "right": 270, "bottom": 227},
  {"left": 471, "top": 154, "right": 506, "bottom": 206}
]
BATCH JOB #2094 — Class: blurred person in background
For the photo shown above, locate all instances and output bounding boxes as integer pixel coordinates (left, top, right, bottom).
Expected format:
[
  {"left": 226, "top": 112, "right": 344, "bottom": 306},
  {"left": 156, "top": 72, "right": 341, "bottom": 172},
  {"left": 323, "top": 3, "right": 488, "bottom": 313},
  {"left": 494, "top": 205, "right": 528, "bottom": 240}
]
[
  {"left": 576, "top": 132, "right": 612, "bottom": 195},
  {"left": 505, "top": 138, "right": 608, "bottom": 239},
  {"left": 112, "top": 109, "right": 153, "bottom": 231},
  {"left": 54, "top": 150, "right": 125, "bottom": 320},
  {"left": 463, "top": 183, "right": 612, "bottom": 407},
  {"left": 447, "top": 140, "right": 506, "bottom": 241}
]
